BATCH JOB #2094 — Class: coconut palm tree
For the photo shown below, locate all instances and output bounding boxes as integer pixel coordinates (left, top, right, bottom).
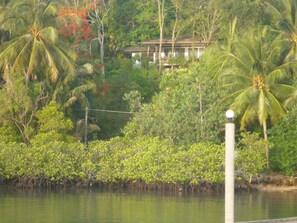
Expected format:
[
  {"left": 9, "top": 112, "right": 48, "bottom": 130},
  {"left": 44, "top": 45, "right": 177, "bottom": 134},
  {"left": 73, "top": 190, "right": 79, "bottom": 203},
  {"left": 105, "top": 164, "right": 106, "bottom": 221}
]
[
  {"left": 0, "top": 0, "right": 76, "bottom": 85},
  {"left": 55, "top": 63, "right": 97, "bottom": 109},
  {"left": 266, "top": 0, "right": 297, "bottom": 61},
  {"left": 265, "top": 0, "right": 297, "bottom": 108},
  {"left": 221, "top": 28, "right": 296, "bottom": 166}
]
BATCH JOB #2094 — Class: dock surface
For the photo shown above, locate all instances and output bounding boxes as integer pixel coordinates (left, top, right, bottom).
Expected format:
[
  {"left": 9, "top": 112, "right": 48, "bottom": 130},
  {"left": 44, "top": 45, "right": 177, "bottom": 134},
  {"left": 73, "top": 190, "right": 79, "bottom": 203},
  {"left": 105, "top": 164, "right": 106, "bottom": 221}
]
[{"left": 237, "top": 217, "right": 297, "bottom": 223}]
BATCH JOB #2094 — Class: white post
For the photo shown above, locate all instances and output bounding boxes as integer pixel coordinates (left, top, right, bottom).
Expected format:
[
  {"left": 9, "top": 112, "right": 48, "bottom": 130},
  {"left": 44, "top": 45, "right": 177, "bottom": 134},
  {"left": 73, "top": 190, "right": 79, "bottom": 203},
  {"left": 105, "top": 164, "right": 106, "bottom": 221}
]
[
  {"left": 225, "top": 110, "right": 235, "bottom": 223},
  {"left": 84, "top": 107, "right": 88, "bottom": 147}
]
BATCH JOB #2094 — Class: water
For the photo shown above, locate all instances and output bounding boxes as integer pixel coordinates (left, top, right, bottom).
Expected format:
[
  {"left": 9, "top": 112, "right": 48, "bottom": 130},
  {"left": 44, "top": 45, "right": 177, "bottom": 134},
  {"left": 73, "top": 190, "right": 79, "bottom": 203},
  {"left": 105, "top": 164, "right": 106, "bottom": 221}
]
[{"left": 0, "top": 189, "right": 297, "bottom": 223}]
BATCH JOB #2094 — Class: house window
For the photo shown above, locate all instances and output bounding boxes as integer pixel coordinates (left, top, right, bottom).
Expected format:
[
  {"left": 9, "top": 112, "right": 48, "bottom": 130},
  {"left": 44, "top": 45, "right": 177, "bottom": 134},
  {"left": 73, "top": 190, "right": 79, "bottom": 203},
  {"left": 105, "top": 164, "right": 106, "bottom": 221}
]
[
  {"left": 162, "top": 47, "right": 172, "bottom": 58},
  {"left": 175, "top": 48, "right": 185, "bottom": 57},
  {"left": 188, "top": 47, "right": 205, "bottom": 59}
]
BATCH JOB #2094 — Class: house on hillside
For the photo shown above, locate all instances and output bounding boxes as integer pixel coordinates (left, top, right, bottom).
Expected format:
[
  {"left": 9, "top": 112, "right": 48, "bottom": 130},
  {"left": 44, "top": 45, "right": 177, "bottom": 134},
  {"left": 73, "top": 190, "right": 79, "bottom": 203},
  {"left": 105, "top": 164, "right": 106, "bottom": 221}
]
[{"left": 124, "top": 38, "right": 206, "bottom": 67}]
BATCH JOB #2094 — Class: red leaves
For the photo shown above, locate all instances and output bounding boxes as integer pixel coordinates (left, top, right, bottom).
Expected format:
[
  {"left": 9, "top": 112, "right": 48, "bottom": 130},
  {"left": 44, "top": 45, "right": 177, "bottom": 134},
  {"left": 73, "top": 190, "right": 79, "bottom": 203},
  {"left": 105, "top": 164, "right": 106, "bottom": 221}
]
[{"left": 58, "top": 6, "right": 94, "bottom": 42}]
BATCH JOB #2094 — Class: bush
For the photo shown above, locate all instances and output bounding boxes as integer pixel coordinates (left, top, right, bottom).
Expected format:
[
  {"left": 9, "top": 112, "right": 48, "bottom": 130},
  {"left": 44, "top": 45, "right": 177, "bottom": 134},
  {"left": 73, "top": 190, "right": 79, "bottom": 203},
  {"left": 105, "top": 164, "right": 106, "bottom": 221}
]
[
  {"left": 163, "top": 143, "right": 224, "bottom": 185},
  {"left": 0, "top": 135, "right": 228, "bottom": 187},
  {"left": 0, "top": 142, "right": 27, "bottom": 179},
  {"left": 0, "top": 140, "right": 85, "bottom": 185},
  {"left": 0, "top": 124, "right": 21, "bottom": 144},
  {"left": 86, "top": 137, "right": 130, "bottom": 182},
  {"left": 121, "top": 136, "right": 175, "bottom": 183},
  {"left": 269, "top": 107, "right": 297, "bottom": 175},
  {"left": 235, "top": 132, "right": 267, "bottom": 182}
]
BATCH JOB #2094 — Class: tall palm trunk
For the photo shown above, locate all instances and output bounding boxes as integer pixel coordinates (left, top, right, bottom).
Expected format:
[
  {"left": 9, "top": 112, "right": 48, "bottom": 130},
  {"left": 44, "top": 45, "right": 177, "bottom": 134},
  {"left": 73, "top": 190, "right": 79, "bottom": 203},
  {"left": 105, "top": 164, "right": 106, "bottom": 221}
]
[{"left": 262, "top": 119, "right": 269, "bottom": 169}]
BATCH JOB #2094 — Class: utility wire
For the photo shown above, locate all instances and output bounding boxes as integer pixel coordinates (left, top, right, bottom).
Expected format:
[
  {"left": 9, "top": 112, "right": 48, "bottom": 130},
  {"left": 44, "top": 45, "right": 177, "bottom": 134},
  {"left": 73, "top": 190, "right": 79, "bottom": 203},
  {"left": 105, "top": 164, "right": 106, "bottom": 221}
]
[
  {"left": 82, "top": 107, "right": 134, "bottom": 147},
  {"left": 88, "top": 108, "right": 133, "bottom": 114}
]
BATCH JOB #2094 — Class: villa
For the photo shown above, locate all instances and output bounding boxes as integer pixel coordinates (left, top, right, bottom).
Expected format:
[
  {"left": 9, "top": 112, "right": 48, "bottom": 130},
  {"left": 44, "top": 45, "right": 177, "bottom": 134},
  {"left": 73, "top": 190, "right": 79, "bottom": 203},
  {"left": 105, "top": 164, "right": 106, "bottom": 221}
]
[{"left": 124, "top": 38, "right": 206, "bottom": 67}]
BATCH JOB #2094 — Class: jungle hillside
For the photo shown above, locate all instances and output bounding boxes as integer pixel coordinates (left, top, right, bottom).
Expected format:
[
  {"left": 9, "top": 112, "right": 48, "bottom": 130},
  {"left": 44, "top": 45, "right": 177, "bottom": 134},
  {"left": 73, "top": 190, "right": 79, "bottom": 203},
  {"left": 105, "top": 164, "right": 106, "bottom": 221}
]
[{"left": 0, "top": 0, "right": 297, "bottom": 189}]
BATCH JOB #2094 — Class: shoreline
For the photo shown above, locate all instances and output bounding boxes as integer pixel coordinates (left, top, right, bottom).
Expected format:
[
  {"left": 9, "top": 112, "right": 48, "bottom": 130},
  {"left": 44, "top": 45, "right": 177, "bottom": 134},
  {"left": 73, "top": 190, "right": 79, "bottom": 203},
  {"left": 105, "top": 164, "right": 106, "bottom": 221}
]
[
  {"left": 2, "top": 173, "right": 297, "bottom": 192},
  {"left": 2, "top": 180, "right": 297, "bottom": 192},
  {"left": 252, "top": 184, "right": 297, "bottom": 192}
]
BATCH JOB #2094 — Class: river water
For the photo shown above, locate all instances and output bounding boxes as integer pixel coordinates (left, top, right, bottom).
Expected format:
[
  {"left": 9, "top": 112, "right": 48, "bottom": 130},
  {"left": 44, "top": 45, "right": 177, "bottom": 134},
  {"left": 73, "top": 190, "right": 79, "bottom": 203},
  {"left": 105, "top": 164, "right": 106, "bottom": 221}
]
[{"left": 0, "top": 189, "right": 297, "bottom": 223}]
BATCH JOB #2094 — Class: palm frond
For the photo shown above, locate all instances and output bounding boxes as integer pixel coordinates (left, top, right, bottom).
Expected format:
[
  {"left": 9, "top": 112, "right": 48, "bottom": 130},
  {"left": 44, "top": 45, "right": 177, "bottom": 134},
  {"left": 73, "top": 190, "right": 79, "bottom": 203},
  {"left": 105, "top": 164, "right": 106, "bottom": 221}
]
[
  {"left": 258, "top": 90, "right": 268, "bottom": 125},
  {"left": 239, "top": 104, "right": 256, "bottom": 130},
  {"left": 269, "top": 84, "right": 296, "bottom": 101},
  {"left": 221, "top": 71, "right": 252, "bottom": 87},
  {"left": 27, "top": 37, "right": 38, "bottom": 78},
  {"left": 43, "top": 41, "right": 76, "bottom": 83},
  {"left": 0, "top": 36, "right": 28, "bottom": 64},
  {"left": 88, "top": 124, "right": 100, "bottom": 133},
  {"left": 40, "top": 40, "right": 59, "bottom": 82},
  {"left": 284, "top": 88, "right": 297, "bottom": 108},
  {"left": 265, "top": 66, "right": 290, "bottom": 85},
  {"left": 265, "top": 1, "right": 283, "bottom": 21},
  {"left": 265, "top": 90, "right": 287, "bottom": 123},
  {"left": 227, "top": 52, "right": 252, "bottom": 73},
  {"left": 72, "top": 82, "right": 96, "bottom": 96},
  {"left": 39, "top": 26, "right": 58, "bottom": 43},
  {"left": 63, "top": 96, "right": 78, "bottom": 108},
  {"left": 42, "top": 1, "right": 57, "bottom": 17},
  {"left": 278, "top": 19, "right": 296, "bottom": 36},
  {"left": 230, "top": 86, "right": 258, "bottom": 116}
]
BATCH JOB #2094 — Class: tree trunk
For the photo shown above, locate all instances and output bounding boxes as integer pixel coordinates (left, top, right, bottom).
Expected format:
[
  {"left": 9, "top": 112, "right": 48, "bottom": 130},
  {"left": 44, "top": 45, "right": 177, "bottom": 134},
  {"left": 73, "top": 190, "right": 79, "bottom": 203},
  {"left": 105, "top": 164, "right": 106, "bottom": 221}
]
[
  {"left": 157, "top": 0, "right": 165, "bottom": 74},
  {"left": 171, "top": 6, "right": 178, "bottom": 55},
  {"left": 198, "top": 81, "right": 203, "bottom": 139},
  {"left": 262, "top": 119, "right": 269, "bottom": 169},
  {"left": 98, "top": 29, "right": 105, "bottom": 82}
]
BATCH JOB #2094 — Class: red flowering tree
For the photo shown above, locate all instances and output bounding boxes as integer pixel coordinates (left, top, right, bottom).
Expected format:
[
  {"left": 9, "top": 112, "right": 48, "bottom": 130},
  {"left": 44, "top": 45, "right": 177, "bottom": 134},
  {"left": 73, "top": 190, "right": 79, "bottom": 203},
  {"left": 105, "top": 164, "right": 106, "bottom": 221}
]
[
  {"left": 58, "top": 0, "right": 111, "bottom": 96},
  {"left": 58, "top": 0, "right": 108, "bottom": 72},
  {"left": 58, "top": 4, "right": 94, "bottom": 44}
]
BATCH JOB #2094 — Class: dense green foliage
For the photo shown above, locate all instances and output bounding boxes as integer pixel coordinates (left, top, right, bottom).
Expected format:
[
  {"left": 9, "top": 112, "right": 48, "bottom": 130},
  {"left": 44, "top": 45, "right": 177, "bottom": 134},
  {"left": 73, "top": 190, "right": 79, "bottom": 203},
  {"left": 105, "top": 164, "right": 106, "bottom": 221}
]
[
  {"left": 269, "top": 106, "right": 297, "bottom": 175},
  {"left": 0, "top": 135, "right": 255, "bottom": 188},
  {"left": 93, "top": 59, "right": 160, "bottom": 139},
  {"left": 0, "top": 137, "right": 216, "bottom": 186},
  {"left": 0, "top": 71, "right": 47, "bottom": 143},
  {"left": 124, "top": 58, "right": 227, "bottom": 145},
  {"left": 236, "top": 132, "right": 267, "bottom": 181},
  {"left": 0, "top": 0, "right": 297, "bottom": 185},
  {"left": 32, "top": 101, "right": 76, "bottom": 144}
]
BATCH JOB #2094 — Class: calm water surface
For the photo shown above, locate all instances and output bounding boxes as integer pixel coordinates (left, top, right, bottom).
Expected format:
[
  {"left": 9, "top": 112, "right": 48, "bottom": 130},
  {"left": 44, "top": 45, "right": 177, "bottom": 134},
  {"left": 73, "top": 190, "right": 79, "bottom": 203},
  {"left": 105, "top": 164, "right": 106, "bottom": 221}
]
[{"left": 0, "top": 188, "right": 297, "bottom": 223}]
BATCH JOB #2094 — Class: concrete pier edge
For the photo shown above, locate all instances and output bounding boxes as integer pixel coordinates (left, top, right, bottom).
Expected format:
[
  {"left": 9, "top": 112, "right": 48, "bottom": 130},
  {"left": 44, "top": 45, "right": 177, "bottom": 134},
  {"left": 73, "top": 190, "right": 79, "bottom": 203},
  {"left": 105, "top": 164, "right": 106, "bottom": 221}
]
[{"left": 237, "top": 217, "right": 297, "bottom": 223}]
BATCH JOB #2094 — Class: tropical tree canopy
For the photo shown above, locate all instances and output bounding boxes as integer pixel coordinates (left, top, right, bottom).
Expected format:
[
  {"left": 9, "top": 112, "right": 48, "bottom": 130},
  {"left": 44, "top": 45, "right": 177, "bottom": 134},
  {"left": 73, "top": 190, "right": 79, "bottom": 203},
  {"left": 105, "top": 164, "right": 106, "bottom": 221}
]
[
  {"left": 0, "top": 0, "right": 76, "bottom": 84},
  {"left": 221, "top": 28, "right": 296, "bottom": 140},
  {"left": 266, "top": 0, "right": 297, "bottom": 61}
]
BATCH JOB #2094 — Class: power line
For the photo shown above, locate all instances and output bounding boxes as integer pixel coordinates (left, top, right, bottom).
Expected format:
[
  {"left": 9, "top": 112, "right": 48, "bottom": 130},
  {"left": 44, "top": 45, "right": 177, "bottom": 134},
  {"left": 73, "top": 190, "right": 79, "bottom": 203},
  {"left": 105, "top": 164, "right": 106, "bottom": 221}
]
[
  {"left": 88, "top": 108, "right": 134, "bottom": 114},
  {"left": 82, "top": 107, "right": 134, "bottom": 146}
]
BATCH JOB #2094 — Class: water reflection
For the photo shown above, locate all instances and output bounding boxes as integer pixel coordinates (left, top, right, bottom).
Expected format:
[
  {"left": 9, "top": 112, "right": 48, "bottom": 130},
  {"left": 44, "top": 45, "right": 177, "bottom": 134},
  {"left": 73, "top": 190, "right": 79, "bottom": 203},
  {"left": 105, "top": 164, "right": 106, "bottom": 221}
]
[
  {"left": 235, "top": 191, "right": 297, "bottom": 222},
  {"left": 0, "top": 189, "right": 296, "bottom": 223}
]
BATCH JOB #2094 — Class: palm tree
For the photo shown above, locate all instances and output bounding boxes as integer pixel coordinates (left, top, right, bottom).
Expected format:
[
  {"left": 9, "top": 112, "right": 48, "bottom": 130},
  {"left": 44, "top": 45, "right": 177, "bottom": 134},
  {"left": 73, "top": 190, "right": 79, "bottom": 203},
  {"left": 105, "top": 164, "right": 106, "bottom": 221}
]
[
  {"left": 266, "top": 0, "right": 297, "bottom": 108},
  {"left": 221, "top": 29, "right": 296, "bottom": 166},
  {"left": 0, "top": 0, "right": 76, "bottom": 85},
  {"left": 266, "top": 0, "right": 297, "bottom": 61},
  {"left": 55, "top": 63, "right": 97, "bottom": 109}
]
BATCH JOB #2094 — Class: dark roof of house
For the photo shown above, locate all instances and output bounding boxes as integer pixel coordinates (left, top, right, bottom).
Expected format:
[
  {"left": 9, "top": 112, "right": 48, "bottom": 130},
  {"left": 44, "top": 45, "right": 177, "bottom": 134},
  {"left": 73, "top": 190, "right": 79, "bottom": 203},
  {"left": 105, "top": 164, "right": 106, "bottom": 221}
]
[
  {"left": 142, "top": 38, "right": 206, "bottom": 47},
  {"left": 123, "top": 46, "right": 155, "bottom": 53},
  {"left": 123, "top": 38, "right": 207, "bottom": 54}
]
